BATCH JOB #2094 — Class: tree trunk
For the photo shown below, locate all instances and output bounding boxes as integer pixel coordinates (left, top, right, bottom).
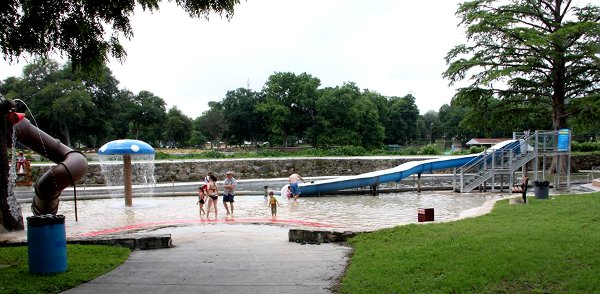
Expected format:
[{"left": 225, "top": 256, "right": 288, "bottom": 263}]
[
  {"left": 61, "top": 123, "right": 71, "bottom": 147},
  {"left": 548, "top": 63, "right": 571, "bottom": 174}
]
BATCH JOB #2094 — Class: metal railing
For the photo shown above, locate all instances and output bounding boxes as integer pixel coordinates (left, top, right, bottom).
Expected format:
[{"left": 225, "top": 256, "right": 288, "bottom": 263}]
[{"left": 455, "top": 132, "right": 536, "bottom": 193}]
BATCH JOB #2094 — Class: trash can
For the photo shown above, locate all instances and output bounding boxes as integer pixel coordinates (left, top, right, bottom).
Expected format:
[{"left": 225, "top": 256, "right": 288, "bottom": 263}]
[
  {"left": 27, "top": 215, "right": 67, "bottom": 274},
  {"left": 534, "top": 181, "right": 550, "bottom": 199},
  {"left": 418, "top": 208, "right": 434, "bottom": 222}
]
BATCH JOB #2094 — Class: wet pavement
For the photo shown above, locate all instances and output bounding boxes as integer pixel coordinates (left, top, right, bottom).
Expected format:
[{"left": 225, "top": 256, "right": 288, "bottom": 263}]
[
  {"left": 61, "top": 224, "right": 351, "bottom": 294},
  {"left": 9, "top": 190, "right": 509, "bottom": 240}
]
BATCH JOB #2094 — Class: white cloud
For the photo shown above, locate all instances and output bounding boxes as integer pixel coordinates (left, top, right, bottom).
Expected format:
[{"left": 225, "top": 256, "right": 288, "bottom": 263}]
[{"left": 1, "top": 0, "right": 466, "bottom": 118}]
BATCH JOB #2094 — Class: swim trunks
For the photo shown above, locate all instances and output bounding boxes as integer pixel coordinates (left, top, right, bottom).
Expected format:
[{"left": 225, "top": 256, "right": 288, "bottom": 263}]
[
  {"left": 290, "top": 182, "right": 301, "bottom": 195},
  {"left": 223, "top": 193, "right": 235, "bottom": 203}
]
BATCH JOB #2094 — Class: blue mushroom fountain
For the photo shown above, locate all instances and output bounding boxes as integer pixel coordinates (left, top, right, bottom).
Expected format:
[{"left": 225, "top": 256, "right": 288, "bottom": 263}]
[{"left": 98, "top": 139, "right": 155, "bottom": 207}]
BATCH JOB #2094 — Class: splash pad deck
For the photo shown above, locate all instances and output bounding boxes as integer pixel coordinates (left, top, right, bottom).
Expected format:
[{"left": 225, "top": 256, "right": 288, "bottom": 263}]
[{"left": 17, "top": 191, "right": 509, "bottom": 238}]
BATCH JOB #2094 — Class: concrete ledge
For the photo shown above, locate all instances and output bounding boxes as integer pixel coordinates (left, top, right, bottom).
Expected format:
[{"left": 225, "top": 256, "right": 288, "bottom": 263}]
[
  {"left": 289, "top": 229, "right": 358, "bottom": 244},
  {"left": 68, "top": 234, "right": 172, "bottom": 250},
  {"left": 0, "top": 234, "right": 172, "bottom": 250}
]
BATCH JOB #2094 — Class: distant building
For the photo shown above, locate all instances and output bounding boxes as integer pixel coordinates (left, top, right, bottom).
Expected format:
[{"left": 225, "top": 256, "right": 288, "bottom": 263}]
[{"left": 465, "top": 138, "right": 512, "bottom": 147}]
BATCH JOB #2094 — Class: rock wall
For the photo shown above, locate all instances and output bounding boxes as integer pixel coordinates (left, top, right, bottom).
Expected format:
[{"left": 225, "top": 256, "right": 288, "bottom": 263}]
[{"left": 27, "top": 154, "right": 600, "bottom": 185}]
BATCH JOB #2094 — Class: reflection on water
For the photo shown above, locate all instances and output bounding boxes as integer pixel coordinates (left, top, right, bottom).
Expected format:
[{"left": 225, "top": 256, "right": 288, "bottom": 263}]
[{"left": 21, "top": 191, "right": 507, "bottom": 235}]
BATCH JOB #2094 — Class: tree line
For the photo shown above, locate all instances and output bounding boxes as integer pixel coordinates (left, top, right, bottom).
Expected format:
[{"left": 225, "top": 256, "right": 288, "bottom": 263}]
[{"left": 1, "top": 58, "right": 598, "bottom": 151}]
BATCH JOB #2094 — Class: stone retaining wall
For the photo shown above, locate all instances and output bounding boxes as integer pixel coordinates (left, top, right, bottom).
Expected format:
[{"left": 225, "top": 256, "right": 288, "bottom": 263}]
[{"left": 26, "top": 154, "right": 600, "bottom": 185}]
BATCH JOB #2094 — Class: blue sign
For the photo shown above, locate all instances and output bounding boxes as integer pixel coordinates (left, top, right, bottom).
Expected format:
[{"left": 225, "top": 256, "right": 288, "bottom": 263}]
[{"left": 557, "top": 129, "right": 570, "bottom": 151}]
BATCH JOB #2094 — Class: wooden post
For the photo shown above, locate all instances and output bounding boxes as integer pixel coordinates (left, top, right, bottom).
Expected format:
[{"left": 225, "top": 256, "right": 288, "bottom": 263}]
[
  {"left": 123, "top": 154, "right": 133, "bottom": 207},
  {"left": 417, "top": 174, "right": 422, "bottom": 192}
]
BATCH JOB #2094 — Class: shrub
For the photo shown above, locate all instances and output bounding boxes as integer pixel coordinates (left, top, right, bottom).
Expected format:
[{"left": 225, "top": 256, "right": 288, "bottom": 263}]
[
  {"left": 468, "top": 146, "right": 485, "bottom": 154},
  {"left": 401, "top": 146, "right": 420, "bottom": 155},
  {"left": 201, "top": 150, "right": 226, "bottom": 158},
  {"left": 419, "top": 144, "right": 440, "bottom": 155},
  {"left": 327, "top": 146, "right": 368, "bottom": 156},
  {"left": 572, "top": 141, "right": 600, "bottom": 152}
]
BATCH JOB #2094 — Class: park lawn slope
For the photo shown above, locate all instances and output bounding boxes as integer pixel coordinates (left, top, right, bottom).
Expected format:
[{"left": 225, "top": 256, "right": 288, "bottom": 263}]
[
  {"left": 0, "top": 244, "right": 130, "bottom": 294},
  {"left": 340, "top": 192, "right": 600, "bottom": 293}
]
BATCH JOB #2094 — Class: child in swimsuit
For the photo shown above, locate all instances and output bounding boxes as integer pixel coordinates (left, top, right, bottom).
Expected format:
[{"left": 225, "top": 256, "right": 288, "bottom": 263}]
[
  {"left": 268, "top": 191, "right": 279, "bottom": 217},
  {"left": 197, "top": 186, "right": 206, "bottom": 215}
]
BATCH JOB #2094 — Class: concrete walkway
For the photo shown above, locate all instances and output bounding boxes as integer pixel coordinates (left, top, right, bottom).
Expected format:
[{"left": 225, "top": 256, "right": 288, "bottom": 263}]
[{"left": 62, "top": 224, "right": 351, "bottom": 294}]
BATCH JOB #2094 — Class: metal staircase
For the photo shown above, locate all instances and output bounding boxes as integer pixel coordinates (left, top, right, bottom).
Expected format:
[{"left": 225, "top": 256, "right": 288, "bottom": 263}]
[{"left": 454, "top": 133, "right": 536, "bottom": 193}]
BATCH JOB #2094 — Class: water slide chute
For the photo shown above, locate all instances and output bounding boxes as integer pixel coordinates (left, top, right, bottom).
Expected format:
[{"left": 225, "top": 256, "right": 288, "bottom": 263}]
[{"left": 9, "top": 114, "right": 88, "bottom": 215}]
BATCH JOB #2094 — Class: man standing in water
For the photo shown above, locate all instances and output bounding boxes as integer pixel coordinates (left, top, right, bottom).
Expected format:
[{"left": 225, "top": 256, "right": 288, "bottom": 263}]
[
  {"left": 223, "top": 171, "right": 237, "bottom": 215},
  {"left": 288, "top": 173, "right": 306, "bottom": 202}
]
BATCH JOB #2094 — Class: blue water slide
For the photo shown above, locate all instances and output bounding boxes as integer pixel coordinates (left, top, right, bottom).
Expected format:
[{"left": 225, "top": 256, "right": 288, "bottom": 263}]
[{"left": 292, "top": 140, "right": 519, "bottom": 196}]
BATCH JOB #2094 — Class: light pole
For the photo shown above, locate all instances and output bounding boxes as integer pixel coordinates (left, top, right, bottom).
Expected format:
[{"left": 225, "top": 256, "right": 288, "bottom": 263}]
[{"left": 429, "top": 122, "right": 434, "bottom": 144}]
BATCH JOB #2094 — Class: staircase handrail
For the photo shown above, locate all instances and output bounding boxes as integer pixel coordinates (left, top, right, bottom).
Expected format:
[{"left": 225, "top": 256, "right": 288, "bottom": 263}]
[{"left": 456, "top": 132, "right": 536, "bottom": 192}]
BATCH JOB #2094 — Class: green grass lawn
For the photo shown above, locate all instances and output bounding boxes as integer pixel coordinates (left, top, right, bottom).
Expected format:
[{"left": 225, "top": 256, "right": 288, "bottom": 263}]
[
  {"left": 0, "top": 244, "right": 130, "bottom": 294},
  {"left": 340, "top": 192, "right": 600, "bottom": 293}
]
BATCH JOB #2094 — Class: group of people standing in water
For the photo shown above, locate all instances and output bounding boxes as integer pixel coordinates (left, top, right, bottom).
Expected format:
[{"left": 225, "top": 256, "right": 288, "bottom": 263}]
[
  {"left": 197, "top": 171, "right": 237, "bottom": 219},
  {"left": 196, "top": 171, "right": 306, "bottom": 219}
]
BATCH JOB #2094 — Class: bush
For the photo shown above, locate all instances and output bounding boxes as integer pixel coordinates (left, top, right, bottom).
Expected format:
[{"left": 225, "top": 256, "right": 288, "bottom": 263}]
[
  {"left": 401, "top": 146, "right": 420, "bottom": 155},
  {"left": 326, "top": 146, "right": 368, "bottom": 156},
  {"left": 419, "top": 144, "right": 440, "bottom": 155},
  {"left": 468, "top": 146, "right": 486, "bottom": 154},
  {"left": 572, "top": 141, "right": 600, "bottom": 152},
  {"left": 201, "top": 150, "right": 226, "bottom": 158}
]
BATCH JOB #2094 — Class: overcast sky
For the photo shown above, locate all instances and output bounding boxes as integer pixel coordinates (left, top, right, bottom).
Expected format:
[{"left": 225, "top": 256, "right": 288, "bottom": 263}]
[{"left": 0, "top": 0, "right": 466, "bottom": 119}]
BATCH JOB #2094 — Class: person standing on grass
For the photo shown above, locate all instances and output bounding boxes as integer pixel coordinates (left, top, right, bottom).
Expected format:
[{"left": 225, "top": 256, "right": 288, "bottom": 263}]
[
  {"left": 268, "top": 191, "right": 279, "bottom": 217},
  {"left": 288, "top": 173, "right": 306, "bottom": 202},
  {"left": 222, "top": 171, "right": 237, "bottom": 215},
  {"left": 206, "top": 174, "right": 219, "bottom": 219}
]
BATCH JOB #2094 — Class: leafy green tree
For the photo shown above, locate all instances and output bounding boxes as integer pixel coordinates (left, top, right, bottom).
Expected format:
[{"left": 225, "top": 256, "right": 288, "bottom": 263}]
[
  {"left": 126, "top": 90, "right": 167, "bottom": 146},
  {"left": 444, "top": 0, "right": 600, "bottom": 131},
  {"left": 438, "top": 102, "right": 477, "bottom": 142},
  {"left": 364, "top": 90, "right": 391, "bottom": 144},
  {"left": 189, "top": 128, "right": 208, "bottom": 148},
  {"left": 568, "top": 96, "right": 600, "bottom": 139},
  {"left": 0, "top": 0, "right": 240, "bottom": 70},
  {"left": 164, "top": 106, "right": 193, "bottom": 147},
  {"left": 259, "top": 72, "right": 320, "bottom": 147},
  {"left": 60, "top": 62, "right": 122, "bottom": 147},
  {"left": 108, "top": 89, "right": 138, "bottom": 142},
  {"left": 385, "top": 94, "right": 420, "bottom": 145},
  {"left": 316, "top": 83, "right": 384, "bottom": 149},
  {"left": 33, "top": 80, "right": 95, "bottom": 146},
  {"left": 354, "top": 94, "right": 385, "bottom": 149},
  {"left": 421, "top": 110, "right": 439, "bottom": 143},
  {"left": 2, "top": 59, "right": 96, "bottom": 146},
  {"left": 197, "top": 101, "right": 226, "bottom": 148},
  {"left": 221, "top": 88, "right": 266, "bottom": 146}
]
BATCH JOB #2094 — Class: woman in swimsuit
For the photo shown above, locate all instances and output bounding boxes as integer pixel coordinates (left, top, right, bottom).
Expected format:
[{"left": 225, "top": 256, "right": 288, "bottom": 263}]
[{"left": 205, "top": 174, "right": 219, "bottom": 219}]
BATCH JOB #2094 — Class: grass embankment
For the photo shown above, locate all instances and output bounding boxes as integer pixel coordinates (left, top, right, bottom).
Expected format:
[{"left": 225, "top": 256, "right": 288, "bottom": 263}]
[
  {"left": 0, "top": 245, "right": 130, "bottom": 293},
  {"left": 340, "top": 193, "right": 600, "bottom": 293}
]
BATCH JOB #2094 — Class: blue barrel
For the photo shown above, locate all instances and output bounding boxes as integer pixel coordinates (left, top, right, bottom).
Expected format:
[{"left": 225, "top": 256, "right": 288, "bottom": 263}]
[{"left": 27, "top": 215, "right": 67, "bottom": 273}]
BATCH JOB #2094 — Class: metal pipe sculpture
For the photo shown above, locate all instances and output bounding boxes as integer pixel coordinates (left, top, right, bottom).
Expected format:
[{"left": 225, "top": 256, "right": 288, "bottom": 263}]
[{"left": 6, "top": 102, "right": 88, "bottom": 215}]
